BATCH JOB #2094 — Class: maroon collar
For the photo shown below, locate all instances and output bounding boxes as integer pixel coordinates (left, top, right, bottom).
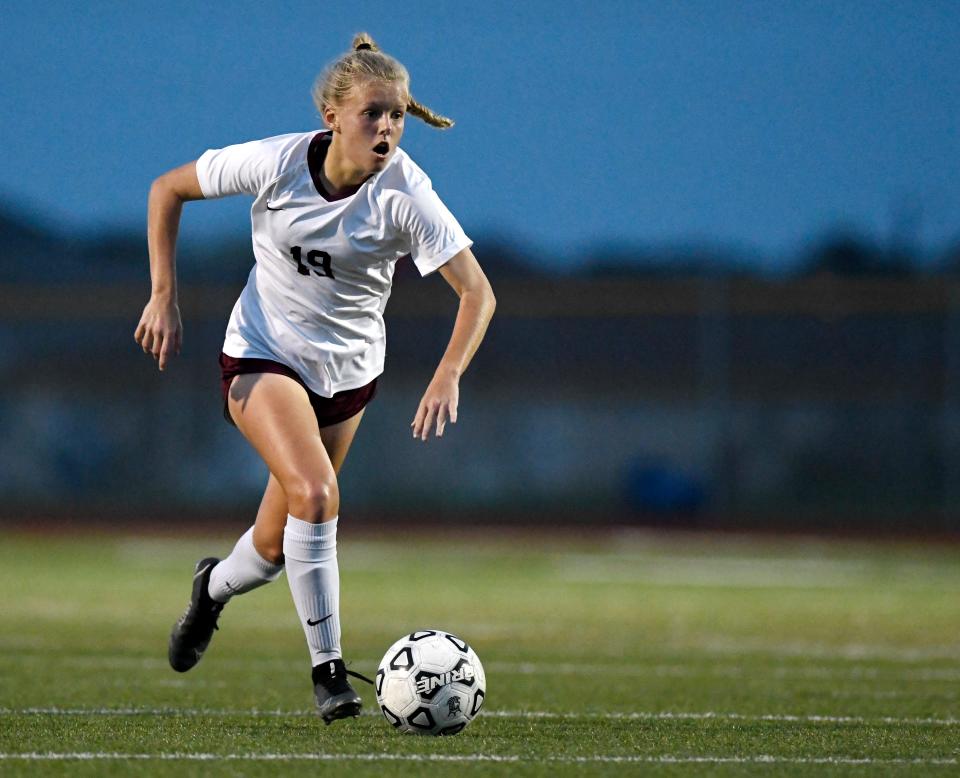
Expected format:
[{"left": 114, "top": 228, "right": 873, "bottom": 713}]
[{"left": 308, "top": 132, "right": 363, "bottom": 202}]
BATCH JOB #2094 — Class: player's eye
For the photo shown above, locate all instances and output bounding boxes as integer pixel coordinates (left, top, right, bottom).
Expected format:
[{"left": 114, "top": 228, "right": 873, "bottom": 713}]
[{"left": 391, "top": 111, "right": 404, "bottom": 120}]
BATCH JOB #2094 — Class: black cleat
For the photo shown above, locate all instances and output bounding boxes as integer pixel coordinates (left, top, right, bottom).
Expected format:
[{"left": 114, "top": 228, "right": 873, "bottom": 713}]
[
  {"left": 168, "top": 557, "right": 224, "bottom": 672},
  {"left": 312, "top": 658, "right": 363, "bottom": 724}
]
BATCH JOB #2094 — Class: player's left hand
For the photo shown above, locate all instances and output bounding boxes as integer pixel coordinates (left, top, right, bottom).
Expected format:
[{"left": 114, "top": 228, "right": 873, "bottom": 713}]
[{"left": 412, "top": 368, "right": 459, "bottom": 441}]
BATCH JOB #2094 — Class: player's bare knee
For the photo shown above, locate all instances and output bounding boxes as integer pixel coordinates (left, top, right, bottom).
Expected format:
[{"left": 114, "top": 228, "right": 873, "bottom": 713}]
[
  {"left": 287, "top": 477, "right": 339, "bottom": 522},
  {"left": 259, "top": 542, "right": 285, "bottom": 565},
  {"left": 251, "top": 526, "right": 285, "bottom": 565}
]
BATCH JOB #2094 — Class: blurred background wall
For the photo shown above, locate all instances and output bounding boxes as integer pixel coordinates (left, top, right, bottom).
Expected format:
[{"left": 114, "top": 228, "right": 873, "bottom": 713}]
[
  {"left": 4, "top": 245, "right": 960, "bottom": 531},
  {"left": 2, "top": 1, "right": 959, "bottom": 532}
]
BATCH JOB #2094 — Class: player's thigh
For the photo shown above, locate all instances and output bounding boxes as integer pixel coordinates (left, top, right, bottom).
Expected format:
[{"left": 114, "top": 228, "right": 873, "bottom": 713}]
[
  {"left": 248, "top": 408, "right": 365, "bottom": 558},
  {"left": 228, "top": 372, "right": 338, "bottom": 518},
  {"left": 320, "top": 409, "right": 366, "bottom": 475}
]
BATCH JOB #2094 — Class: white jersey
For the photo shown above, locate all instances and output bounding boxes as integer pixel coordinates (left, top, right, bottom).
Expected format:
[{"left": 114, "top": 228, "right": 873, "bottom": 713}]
[{"left": 195, "top": 131, "right": 472, "bottom": 397}]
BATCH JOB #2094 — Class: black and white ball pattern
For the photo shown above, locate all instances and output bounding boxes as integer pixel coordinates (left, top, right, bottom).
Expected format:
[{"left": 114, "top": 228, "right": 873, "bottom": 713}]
[{"left": 376, "top": 629, "right": 486, "bottom": 735}]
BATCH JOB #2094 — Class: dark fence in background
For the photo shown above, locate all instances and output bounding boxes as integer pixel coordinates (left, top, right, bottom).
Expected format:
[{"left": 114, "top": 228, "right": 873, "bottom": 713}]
[{"left": 2, "top": 274, "right": 959, "bottom": 532}]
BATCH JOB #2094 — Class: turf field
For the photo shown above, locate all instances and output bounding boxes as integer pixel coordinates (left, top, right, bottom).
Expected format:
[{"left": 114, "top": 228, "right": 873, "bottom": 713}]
[{"left": 1, "top": 528, "right": 959, "bottom": 776}]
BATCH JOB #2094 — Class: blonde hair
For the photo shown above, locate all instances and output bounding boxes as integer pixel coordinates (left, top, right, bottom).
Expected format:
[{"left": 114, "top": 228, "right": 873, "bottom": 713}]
[{"left": 312, "top": 32, "right": 454, "bottom": 129}]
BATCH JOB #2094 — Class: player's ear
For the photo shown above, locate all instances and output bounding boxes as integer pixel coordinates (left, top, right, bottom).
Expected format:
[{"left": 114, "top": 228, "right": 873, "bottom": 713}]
[{"left": 322, "top": 103, "right": 339, "bottom": 133}]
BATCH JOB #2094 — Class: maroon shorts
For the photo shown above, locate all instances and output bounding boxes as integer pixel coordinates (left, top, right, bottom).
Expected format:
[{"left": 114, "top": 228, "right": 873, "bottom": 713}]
[{"left": 219, "top": 353, "right": 377, "bottom": 428}]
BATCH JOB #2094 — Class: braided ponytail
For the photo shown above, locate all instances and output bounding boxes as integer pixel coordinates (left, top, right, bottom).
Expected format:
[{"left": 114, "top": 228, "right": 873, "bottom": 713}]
[
  {"left": 407, "top": 95, "right": 455, "bottom": 129},
  {"left": 313, "top": 33, "right": 455, "bottom": 129}
]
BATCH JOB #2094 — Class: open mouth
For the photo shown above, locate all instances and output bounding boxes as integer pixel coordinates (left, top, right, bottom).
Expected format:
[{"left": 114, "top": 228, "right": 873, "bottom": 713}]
[{"left": 373, "top": 141, "right": 390, "bottom": 156}]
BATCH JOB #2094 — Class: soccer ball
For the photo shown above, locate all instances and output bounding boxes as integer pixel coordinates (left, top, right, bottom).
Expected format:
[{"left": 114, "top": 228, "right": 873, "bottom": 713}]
[{"left": 376, "top": 629, "right": 486, "bottom": 735}]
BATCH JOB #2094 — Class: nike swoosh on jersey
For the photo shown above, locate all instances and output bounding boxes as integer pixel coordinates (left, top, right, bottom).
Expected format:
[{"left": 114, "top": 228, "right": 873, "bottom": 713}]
[
  {"left": 265, "top": 203, "right": 283, "bottom": 211},
  {"left": 307, "top": 614, "right": 333, "bottom": 626}
]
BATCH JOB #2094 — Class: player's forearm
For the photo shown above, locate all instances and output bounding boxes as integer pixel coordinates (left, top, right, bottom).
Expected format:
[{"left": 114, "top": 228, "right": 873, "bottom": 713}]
[
  {"left": 145, "top": 163, "right": 204, "bottom": 302},
  {"left": 146, "top": 179, "right": 184, "bottom": 302},
  {"left": 435, "top": 282, "right": 496, "bottom": 379}
]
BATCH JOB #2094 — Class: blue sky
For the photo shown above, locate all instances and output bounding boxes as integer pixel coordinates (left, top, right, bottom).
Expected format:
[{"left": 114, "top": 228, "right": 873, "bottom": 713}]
[{"left": 2, "top": 1, "right": 958, "bottom": 272}]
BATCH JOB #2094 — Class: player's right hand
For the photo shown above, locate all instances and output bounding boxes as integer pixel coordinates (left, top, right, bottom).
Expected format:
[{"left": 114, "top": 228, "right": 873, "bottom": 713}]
[{"left": 134, "top": 295, "right": 182, "bottom": 371}]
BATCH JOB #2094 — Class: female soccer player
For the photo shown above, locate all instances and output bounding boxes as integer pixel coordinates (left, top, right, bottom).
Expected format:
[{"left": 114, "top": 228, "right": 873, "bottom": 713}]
[{"left": 134, "top": 33, "right": 495, "bottom": 724}]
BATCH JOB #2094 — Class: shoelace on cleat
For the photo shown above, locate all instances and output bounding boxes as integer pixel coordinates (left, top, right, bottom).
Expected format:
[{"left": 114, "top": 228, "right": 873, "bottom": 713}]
[{"left": 345, "top": 668, "right": 374, "bottom": 686}]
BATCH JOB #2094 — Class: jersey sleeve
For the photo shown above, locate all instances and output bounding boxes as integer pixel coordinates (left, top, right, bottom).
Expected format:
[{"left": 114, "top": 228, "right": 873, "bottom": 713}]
[
  {"left": 195, "top": 133, "right": 304, "bottom": 199},
  {"left": 396, "top": 185, "right": 473, "bottom": 276}
]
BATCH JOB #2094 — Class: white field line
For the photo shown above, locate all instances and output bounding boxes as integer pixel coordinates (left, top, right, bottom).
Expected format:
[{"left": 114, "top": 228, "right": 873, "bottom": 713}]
[
  {"left": 556, "top": 554, "right": 960, "bottom": 591},
  {"left": 7, "top": 636, "right": 959, "bottom": 664},
  {"left": 831, "top": 690, "right": 960, "bottom": 700},
  {"left": 695, "top": 638, "right": 960, "bottom": 663},
  {"left": 0, "top": 752, "right": 956, "bottom": 766},
  {"left": 1, "top": 707, "right": 958, "bottom": 727},
  {"left": 559, "top": 566, "right": 865, "bottom": 589},
  {"left": 485, "top": 661, "right": 960, "bottom": 682},
  {"left": 8, "top": 654, "right": 960, "bottom": 681}
]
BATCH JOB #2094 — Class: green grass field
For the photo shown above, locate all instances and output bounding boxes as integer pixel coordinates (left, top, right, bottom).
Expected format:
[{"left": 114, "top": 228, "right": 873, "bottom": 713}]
[{"left": 1, "top": 527, "right": 959, "bottom": 776}]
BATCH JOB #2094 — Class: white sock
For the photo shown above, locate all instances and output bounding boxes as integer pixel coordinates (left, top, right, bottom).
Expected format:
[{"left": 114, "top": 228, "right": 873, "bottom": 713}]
[
  {"left": 207, "top": 526, "right": 284, "bottom": 603},
  {"left": 283, "top": 515, "right": 341, "bottom": 665}
]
